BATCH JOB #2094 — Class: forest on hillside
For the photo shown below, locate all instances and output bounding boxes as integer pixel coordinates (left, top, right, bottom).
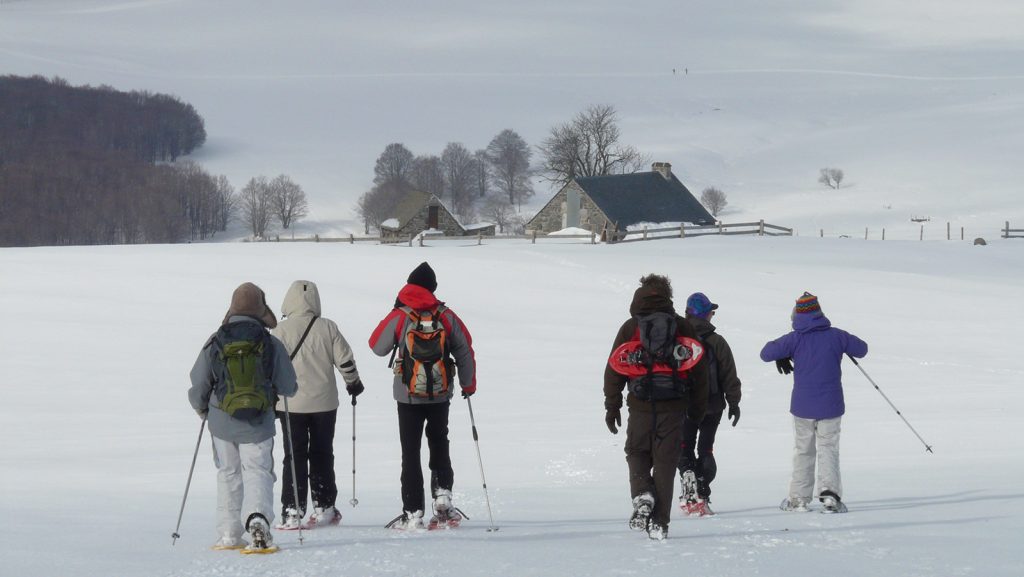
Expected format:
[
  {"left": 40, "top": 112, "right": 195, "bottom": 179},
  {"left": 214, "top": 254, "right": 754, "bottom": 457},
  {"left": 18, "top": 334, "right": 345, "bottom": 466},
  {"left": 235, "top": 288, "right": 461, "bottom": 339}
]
[{"left": 0, "top": 75, "right": 225, "bottom": 246}]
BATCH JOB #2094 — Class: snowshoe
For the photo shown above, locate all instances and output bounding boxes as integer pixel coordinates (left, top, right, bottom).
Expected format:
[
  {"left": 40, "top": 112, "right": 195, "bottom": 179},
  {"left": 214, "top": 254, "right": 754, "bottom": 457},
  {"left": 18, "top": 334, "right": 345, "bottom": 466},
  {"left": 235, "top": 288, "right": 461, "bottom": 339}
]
[
  {"left": 275, "top": 507, "right": 303, "bottom": 531},
  {"left": 629, "top": 493, "right": 654, "bottom": 531},
  {"left": 428, "top": 507, "right": 468, "bottom": 530},
  {"left": 647, "top": 522, "right": 667, "bottom": 541},
  {"left": 385, "top": 510, "right": 426, "bottom": 531},
  {"left": 779, "top": 497, "right": 810, "bottom": 512},
  {"left": 819, "top": 491, "right": 848, "bottom": 514},
  {"left": 302, "top": 506, "right": 342, "bottom": 529},
  {"left": 211, "top": 536, "right": 247, "bottom": 551},
  {"left": 242, "top": 513, "right": 279, "bottom": 554},
  {"left": 685, "top": 498, "right": 715, "bottom": 517}
]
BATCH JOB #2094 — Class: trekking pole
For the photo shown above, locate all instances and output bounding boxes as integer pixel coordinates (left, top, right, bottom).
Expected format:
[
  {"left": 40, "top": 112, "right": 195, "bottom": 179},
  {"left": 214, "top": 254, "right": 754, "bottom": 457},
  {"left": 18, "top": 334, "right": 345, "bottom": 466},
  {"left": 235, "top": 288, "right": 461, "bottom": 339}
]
[
  {"left": 349, "top": 396, "right": 358, "bottom": 507},
  {"left": 466, "top": 397, "right": 498, "bottom": 531},
  {"left": 282, "top": 396, "right": 305, "bottom": 544},
  {"left": 848, "top": 355, "right": 934, "bottom": 453},
  {"left": 171, "top": 416, "right": 206, "bottom": 545}
]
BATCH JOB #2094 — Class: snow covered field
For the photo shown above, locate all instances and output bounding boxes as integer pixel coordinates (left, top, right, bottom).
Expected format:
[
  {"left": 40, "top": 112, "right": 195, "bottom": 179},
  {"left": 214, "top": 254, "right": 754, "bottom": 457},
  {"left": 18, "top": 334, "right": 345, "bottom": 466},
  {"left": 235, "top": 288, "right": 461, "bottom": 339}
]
[{"left": 1, "top": 236, "right": 1022, "bottom": 577}]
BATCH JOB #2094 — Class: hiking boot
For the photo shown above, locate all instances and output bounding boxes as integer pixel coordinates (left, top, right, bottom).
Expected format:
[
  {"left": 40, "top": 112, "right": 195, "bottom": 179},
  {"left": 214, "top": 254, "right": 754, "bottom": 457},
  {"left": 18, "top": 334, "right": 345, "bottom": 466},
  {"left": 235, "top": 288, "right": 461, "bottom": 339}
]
[
  {"left": 211, "top": 535, "right": 247, "bottom": 550},
  {"left": 433, "top": 489, "right": 453, "bottom": 515},
  {"left": 629, "top": 492, "right": 655, "bottom": 531},
  {"left": 244, "top": 513, "right": 277, "bottom": 553},
  {"left": 647, "top": 522, "right": 667, "bottom": 541},
  {"left": 685, "top": 497, "right": 715, "bottom": 517},
  {"left": 819, "top": 490, "right": 848, "bottom": 514},
  {"left": 275, "top": 507, "right": 303, "bottom": 530},
  {"left": 779, "top": 497, "right": 810, "bottom": 512},
  {"left": 305, "top": 506, "right": 342, "bottom": 528}
]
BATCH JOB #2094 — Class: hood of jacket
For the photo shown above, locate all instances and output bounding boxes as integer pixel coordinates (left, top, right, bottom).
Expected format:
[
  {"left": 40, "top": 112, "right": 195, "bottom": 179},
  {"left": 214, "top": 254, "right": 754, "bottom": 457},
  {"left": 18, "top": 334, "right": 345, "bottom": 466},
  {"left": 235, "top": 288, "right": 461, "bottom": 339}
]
[
  {"left": 281, "top": 280, "right": 322, "bottom": 318},
  {"left": 792, "top": 311, "right": 832, "bottom": 333},
  {"left": 628, "top": 285, "right": 676, "bottom": 316},
  {"left": 397, "top": 283, "right": 441, "bottom": 311}
]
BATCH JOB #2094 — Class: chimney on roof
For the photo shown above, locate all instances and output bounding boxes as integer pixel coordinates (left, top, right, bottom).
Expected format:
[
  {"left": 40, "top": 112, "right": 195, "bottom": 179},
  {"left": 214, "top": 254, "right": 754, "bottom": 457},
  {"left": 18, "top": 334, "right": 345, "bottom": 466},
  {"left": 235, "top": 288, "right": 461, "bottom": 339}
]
[{"left": 652, "top": 162, "right": 672, "bottom": 180}]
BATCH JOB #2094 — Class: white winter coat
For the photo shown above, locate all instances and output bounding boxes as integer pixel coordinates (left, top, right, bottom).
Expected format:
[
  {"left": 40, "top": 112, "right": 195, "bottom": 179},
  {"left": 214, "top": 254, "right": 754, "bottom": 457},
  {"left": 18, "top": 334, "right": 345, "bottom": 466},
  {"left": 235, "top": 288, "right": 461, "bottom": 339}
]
[{"left": 272, "top": 280, "right": 361, "bottom": 414}]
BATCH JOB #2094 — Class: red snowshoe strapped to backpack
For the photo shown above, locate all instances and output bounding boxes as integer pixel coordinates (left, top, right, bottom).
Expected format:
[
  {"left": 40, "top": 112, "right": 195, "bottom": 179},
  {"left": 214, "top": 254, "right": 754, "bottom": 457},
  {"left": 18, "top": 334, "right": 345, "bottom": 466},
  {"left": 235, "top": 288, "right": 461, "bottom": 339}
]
[{"left": 607, "top": 312, "right": 704, "bottom": 401}]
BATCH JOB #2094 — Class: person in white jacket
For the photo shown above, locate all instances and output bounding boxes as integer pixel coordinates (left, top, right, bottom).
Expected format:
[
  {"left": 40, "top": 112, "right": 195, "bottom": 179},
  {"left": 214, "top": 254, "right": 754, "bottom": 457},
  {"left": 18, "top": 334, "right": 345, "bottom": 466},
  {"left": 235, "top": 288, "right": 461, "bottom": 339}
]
[{"left": 272, "top": 280, "right": 364, "bottom": 529}]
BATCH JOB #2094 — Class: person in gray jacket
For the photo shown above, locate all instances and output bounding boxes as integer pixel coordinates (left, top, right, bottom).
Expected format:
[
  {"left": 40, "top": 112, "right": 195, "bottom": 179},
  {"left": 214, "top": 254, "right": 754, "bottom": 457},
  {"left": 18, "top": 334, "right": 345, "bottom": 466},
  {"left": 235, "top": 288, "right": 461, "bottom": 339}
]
[
  {"left": 189, "top": 282, "right": 297, "bottom": 552},
  {"left": 368, "top": 262, "right": 477, "bottom": 530},
  {"left": 272, "top": 280, "right": 364, "bottom": 530}
]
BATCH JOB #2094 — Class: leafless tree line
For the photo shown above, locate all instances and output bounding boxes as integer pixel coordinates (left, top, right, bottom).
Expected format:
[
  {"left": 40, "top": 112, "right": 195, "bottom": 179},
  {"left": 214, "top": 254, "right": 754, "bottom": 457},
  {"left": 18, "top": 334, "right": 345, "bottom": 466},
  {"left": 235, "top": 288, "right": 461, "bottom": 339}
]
[{"left": 357, "top": 129, "right": 535, "bottom": 234}]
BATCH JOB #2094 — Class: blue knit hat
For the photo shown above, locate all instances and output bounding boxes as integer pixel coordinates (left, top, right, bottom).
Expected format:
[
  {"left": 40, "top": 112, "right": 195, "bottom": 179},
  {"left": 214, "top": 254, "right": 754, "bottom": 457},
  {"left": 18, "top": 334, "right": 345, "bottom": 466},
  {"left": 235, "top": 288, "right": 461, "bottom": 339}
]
[{"left": 685, "top": 292, "right": 718, "bottom": 318}]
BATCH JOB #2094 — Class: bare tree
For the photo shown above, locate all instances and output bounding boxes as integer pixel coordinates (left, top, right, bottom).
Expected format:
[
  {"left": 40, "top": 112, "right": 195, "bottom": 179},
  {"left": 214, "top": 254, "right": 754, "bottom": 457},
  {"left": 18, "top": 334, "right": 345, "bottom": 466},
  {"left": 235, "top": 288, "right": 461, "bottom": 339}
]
[
  {"left": 538, "top": 104, "right": 647, "bottom": 188},
  {"left": 441, "top": 142, "right": 474, "bottom": 219},
  {"left": 486, "top": 128, "right": 534, "bottom": 209},
  {"left": 213, "top": 174, "right": 236, "bottom": 232},
  {"left": 356, "top": 180, "right": 407, "bottom": 234},
  {"left": 480, "top": 196, "right": 515, "bottom": 234},
  {"left": 472, "top": 149, "right": 490, "bottom": 199},
  {"left": 269, "top": 174, "right": 308, "bottom": 229},
  {"left": 700, "top": 187, "right": 728, "bottom": 217},
  {"left": 411, "top": 155, "right": 445, "bottom": 198},
  {"left": 237, "top": 176, "right": 274, "bottom": 239},
  {"left": 818, "top": 167, "right": 844, "bottom": 189},
  {"left": 374, "top": 143, "right": 415, "bottom": 186}
]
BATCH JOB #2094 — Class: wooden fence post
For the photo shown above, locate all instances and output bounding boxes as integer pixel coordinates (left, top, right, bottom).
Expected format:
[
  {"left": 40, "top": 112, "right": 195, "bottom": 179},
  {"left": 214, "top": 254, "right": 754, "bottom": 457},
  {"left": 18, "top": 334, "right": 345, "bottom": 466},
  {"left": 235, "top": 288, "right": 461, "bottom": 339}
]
[
  {"left": 349, "top": 233, "right": 354, "bottom": 244},
  {"left": 1006, "top": 221, "right": 1011, "bottom": 239},
  {"left": 477, "top": 232, "right": 482, "bottom": 246},
  {"left": 947, "top": 222, "right": 951, "bottom": 240},
  {"left": 759, "top": 219, "right": 765, "bottom": 236},
  {"left": 882, "top": 228, "right": 886, "bottom": 241},
  {"left": 679, "top": 223, "right": 685, "bottom": 238},
  {"left": 919, "top": 224, "right": 924, "bottom": 241},
  {"left": 820, "top": 229, "right": 824, "bottom": 238},
  {"left": 532, "top": 229, "right": 537, "bottom": 244},
  {"left": 643, "top": 226, "right": 648, "bottom": 240},
  {"left": 961, "top": 227, "right": 964, "bottom": 241},
  {"left": 419, "top": 234, "right": 425, "bottom": 247},
  {"left": 719, "top": 222, "right": 724, "bottom": 236},
  {"left": 591, "top": 232, "right": 596, "bottom": 244}
]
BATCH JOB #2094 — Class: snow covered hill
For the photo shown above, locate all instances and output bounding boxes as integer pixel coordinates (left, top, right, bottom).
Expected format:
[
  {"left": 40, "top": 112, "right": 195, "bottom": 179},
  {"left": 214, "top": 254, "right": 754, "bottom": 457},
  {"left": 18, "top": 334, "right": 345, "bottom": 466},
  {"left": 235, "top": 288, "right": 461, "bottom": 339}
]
[{"left": 1, "top": 237, "right": 1021, "bottom": 576}]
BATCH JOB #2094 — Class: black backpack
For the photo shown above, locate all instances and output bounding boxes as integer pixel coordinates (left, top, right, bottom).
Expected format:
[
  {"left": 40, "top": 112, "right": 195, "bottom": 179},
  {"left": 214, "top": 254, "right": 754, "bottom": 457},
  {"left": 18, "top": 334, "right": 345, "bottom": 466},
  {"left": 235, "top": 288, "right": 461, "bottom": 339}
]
[{"left": 628, "top": 312, "right": 691, "bottom": 401}]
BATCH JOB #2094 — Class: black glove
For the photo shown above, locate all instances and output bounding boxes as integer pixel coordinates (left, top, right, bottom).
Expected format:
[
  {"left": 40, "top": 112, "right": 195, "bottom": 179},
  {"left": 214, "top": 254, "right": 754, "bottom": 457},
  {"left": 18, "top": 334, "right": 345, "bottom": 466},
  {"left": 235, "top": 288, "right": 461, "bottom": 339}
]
[
  {"left": 346, "top": 379, "right": 364, "bottom": 397},
  {"left": 776, "top": 358, "right": 793, "bottom": 375},
  {"left": 195, "top": 408, "right": 208, "bottom": 419},
  {"left": 461, "top": 388, "right": 475, "bottom": 399},
  {"left": 727, "top": 403, "right": 740, "bottom": 427},
  {"left": 605, "top": 408, "right": 621, "bottom": 434}
]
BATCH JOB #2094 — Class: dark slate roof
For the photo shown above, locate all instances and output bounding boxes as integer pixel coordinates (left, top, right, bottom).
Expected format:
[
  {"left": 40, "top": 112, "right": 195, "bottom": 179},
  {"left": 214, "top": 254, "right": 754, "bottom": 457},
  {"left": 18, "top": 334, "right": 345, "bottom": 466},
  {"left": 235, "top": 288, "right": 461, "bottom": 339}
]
[{"left": 576, "top": 171, "right": 714, "bottom": 227}]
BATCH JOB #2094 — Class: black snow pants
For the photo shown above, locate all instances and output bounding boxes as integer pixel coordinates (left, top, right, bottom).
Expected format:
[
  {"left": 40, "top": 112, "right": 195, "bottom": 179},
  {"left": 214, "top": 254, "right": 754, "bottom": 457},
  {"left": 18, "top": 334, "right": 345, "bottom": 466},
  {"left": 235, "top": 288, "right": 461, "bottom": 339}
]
[
  {"left": 397, "top": 401, "right": 454, "bottom": 513},
  {"left": 278, "top": 409, "right": 338, "bottom": 516},
  {"left": 679, "top": 409, "right": 723, "bottom": 498}
]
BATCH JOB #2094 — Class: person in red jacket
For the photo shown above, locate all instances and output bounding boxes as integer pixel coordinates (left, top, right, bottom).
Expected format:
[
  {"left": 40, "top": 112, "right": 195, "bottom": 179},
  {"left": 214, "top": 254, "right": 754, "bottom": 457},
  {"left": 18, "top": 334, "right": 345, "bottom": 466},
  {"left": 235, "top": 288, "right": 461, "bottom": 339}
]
[{"left": 369, "top": 262, "right": 477, "bottom": 530}]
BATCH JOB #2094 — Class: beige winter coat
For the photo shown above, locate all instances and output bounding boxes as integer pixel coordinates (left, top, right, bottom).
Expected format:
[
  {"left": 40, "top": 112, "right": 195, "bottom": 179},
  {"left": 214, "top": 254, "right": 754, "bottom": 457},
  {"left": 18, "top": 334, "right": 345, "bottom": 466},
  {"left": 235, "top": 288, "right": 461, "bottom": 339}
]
[{"left": 272, "top": 280, "right": 361, "bottom": 414}]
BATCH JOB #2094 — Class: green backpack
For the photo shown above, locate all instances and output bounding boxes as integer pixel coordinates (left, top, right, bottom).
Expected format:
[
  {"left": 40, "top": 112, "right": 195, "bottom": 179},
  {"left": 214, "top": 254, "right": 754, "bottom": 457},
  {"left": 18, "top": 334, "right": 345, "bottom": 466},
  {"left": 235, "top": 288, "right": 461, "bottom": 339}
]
[{"left": 213, "top": 321, "right": 275, "bottom": 420}]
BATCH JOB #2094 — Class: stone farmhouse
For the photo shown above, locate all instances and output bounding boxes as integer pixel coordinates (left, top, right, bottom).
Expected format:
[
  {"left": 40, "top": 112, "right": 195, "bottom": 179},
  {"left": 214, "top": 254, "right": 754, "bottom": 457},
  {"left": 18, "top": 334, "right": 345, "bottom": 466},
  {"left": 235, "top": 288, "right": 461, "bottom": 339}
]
[
  {"left": 381, "top": 190, "right": 495, "bottom": 239},
  {"left": 526, "top": 162, "right": 714, "bottom": 238}
]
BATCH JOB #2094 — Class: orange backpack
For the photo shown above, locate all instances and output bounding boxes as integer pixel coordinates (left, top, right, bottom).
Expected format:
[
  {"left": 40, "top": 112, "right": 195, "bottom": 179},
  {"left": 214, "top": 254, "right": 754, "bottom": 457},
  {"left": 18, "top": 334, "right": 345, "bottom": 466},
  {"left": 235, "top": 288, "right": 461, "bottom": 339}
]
[{"left": 397, "top": 306, "right": 454, "bottom": 399}]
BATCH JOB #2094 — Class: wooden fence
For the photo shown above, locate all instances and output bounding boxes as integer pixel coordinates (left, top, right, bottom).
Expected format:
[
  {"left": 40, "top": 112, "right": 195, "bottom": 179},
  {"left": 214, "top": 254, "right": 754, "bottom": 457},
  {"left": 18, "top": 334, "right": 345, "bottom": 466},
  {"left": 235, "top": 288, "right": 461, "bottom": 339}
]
[
  {"left": 1004, "top": 221, "right": 1024, "bottom": 239},
  {"left": 268, "top": 220, "right": 792, "bottom": 246}
]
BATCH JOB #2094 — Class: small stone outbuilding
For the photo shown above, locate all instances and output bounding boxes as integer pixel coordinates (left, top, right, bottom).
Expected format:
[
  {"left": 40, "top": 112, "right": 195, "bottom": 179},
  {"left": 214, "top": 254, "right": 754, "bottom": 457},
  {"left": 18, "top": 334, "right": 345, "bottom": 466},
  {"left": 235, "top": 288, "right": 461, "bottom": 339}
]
[
  {"left": 527, "top": 162, "right": 714, "bottom": 237},
  {"left": 381, "top": 191, "right": 465, "bottom": 238}
]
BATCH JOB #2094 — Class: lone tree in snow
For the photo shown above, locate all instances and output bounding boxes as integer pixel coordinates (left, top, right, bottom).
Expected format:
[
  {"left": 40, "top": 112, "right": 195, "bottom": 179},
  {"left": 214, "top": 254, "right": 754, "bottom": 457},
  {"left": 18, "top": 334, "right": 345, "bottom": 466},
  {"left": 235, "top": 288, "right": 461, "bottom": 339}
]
[
  {"left": 700, "top": 187, "right": 728, "bottom": 217},
  {"left": 269, "top": 174, "right": 308, "bottom": 229},
  {"left": 818, "top": 167, "right": 844, "bottom": 189}
]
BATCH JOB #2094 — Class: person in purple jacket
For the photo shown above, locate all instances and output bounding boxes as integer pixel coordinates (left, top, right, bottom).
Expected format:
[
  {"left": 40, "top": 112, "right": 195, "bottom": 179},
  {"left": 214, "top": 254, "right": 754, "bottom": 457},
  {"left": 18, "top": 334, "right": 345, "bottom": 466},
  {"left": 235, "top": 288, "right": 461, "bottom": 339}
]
[{"left": 759, "top": 292, "right": 867, "bottom": 513}]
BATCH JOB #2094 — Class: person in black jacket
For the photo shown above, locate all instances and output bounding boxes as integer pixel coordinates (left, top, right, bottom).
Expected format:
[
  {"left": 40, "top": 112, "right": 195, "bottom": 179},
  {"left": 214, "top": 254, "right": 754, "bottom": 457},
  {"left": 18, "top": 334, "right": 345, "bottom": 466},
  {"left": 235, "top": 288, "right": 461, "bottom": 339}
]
[
  {"left": 677, "top": 292, "right": 742, "bottom": 516},
  {"left": 604, "top": 274, "right": 709, "bottom": 541}
]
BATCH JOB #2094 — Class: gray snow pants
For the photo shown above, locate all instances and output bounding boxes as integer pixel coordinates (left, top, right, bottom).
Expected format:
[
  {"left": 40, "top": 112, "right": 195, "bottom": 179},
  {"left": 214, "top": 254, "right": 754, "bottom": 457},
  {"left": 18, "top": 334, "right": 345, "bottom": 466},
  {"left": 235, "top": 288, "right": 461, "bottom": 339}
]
[{"left": 790, "top": 416, "right": 842, "bottom": 502}]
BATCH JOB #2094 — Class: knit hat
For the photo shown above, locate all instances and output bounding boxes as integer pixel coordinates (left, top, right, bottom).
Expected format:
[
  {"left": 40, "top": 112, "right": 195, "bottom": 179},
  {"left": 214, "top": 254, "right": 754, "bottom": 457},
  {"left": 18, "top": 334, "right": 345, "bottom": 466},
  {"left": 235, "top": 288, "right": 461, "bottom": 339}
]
[
  {"left": 685, "top": 292, "right": 718, "bottom": 318},
  {"left": 793, "top": 292, "right": 822, "bottom": 317},
  {"left": 407, "top": 262, "right": 437, "bottom": 293},
  {"left": 223, "top": 282, "right": 277, "bottom": 328}
]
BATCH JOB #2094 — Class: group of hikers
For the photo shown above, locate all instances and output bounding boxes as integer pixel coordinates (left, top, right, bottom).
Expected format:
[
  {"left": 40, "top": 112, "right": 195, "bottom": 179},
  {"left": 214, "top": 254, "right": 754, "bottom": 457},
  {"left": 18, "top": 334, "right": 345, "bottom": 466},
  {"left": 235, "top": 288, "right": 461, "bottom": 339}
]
[{"left": 187, "top": 262, "right": 867, "bottom": 551}]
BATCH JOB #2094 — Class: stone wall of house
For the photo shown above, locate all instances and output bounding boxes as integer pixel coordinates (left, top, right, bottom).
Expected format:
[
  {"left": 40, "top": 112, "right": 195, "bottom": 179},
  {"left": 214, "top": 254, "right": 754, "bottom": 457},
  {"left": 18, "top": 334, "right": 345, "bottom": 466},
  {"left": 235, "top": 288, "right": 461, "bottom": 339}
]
[
  {"left": 397, "top": 205, "right": 464, "bottom": 237},
  {"left": 528, "top": 183, "right": 610, "bottom": 235}
]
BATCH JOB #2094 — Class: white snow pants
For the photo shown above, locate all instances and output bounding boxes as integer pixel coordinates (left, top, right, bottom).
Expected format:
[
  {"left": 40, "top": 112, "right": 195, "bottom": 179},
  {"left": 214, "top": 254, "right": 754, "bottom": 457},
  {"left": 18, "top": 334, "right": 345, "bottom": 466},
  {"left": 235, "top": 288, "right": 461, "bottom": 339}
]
[
  {"left": 211, "top": 435, "right": 277, "bottom": 539},
  {"left": 789, "top": 416, "right": 842, "bottom": 502}
]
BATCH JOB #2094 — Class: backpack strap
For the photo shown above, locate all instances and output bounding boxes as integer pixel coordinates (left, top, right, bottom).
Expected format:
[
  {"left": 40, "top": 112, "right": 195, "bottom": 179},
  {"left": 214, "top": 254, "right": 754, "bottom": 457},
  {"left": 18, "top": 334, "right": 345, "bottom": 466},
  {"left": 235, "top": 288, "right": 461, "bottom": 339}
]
[{"left": 289, "top": 316, "right": 319, "bottom": 360}]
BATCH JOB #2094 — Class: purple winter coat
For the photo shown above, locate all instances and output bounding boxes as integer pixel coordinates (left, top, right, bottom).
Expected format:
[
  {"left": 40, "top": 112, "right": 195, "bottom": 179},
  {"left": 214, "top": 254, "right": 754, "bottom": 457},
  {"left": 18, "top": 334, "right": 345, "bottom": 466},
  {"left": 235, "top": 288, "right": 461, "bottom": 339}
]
[{"left": 759, "top": 313, "right": 868, "bottom": 420}]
